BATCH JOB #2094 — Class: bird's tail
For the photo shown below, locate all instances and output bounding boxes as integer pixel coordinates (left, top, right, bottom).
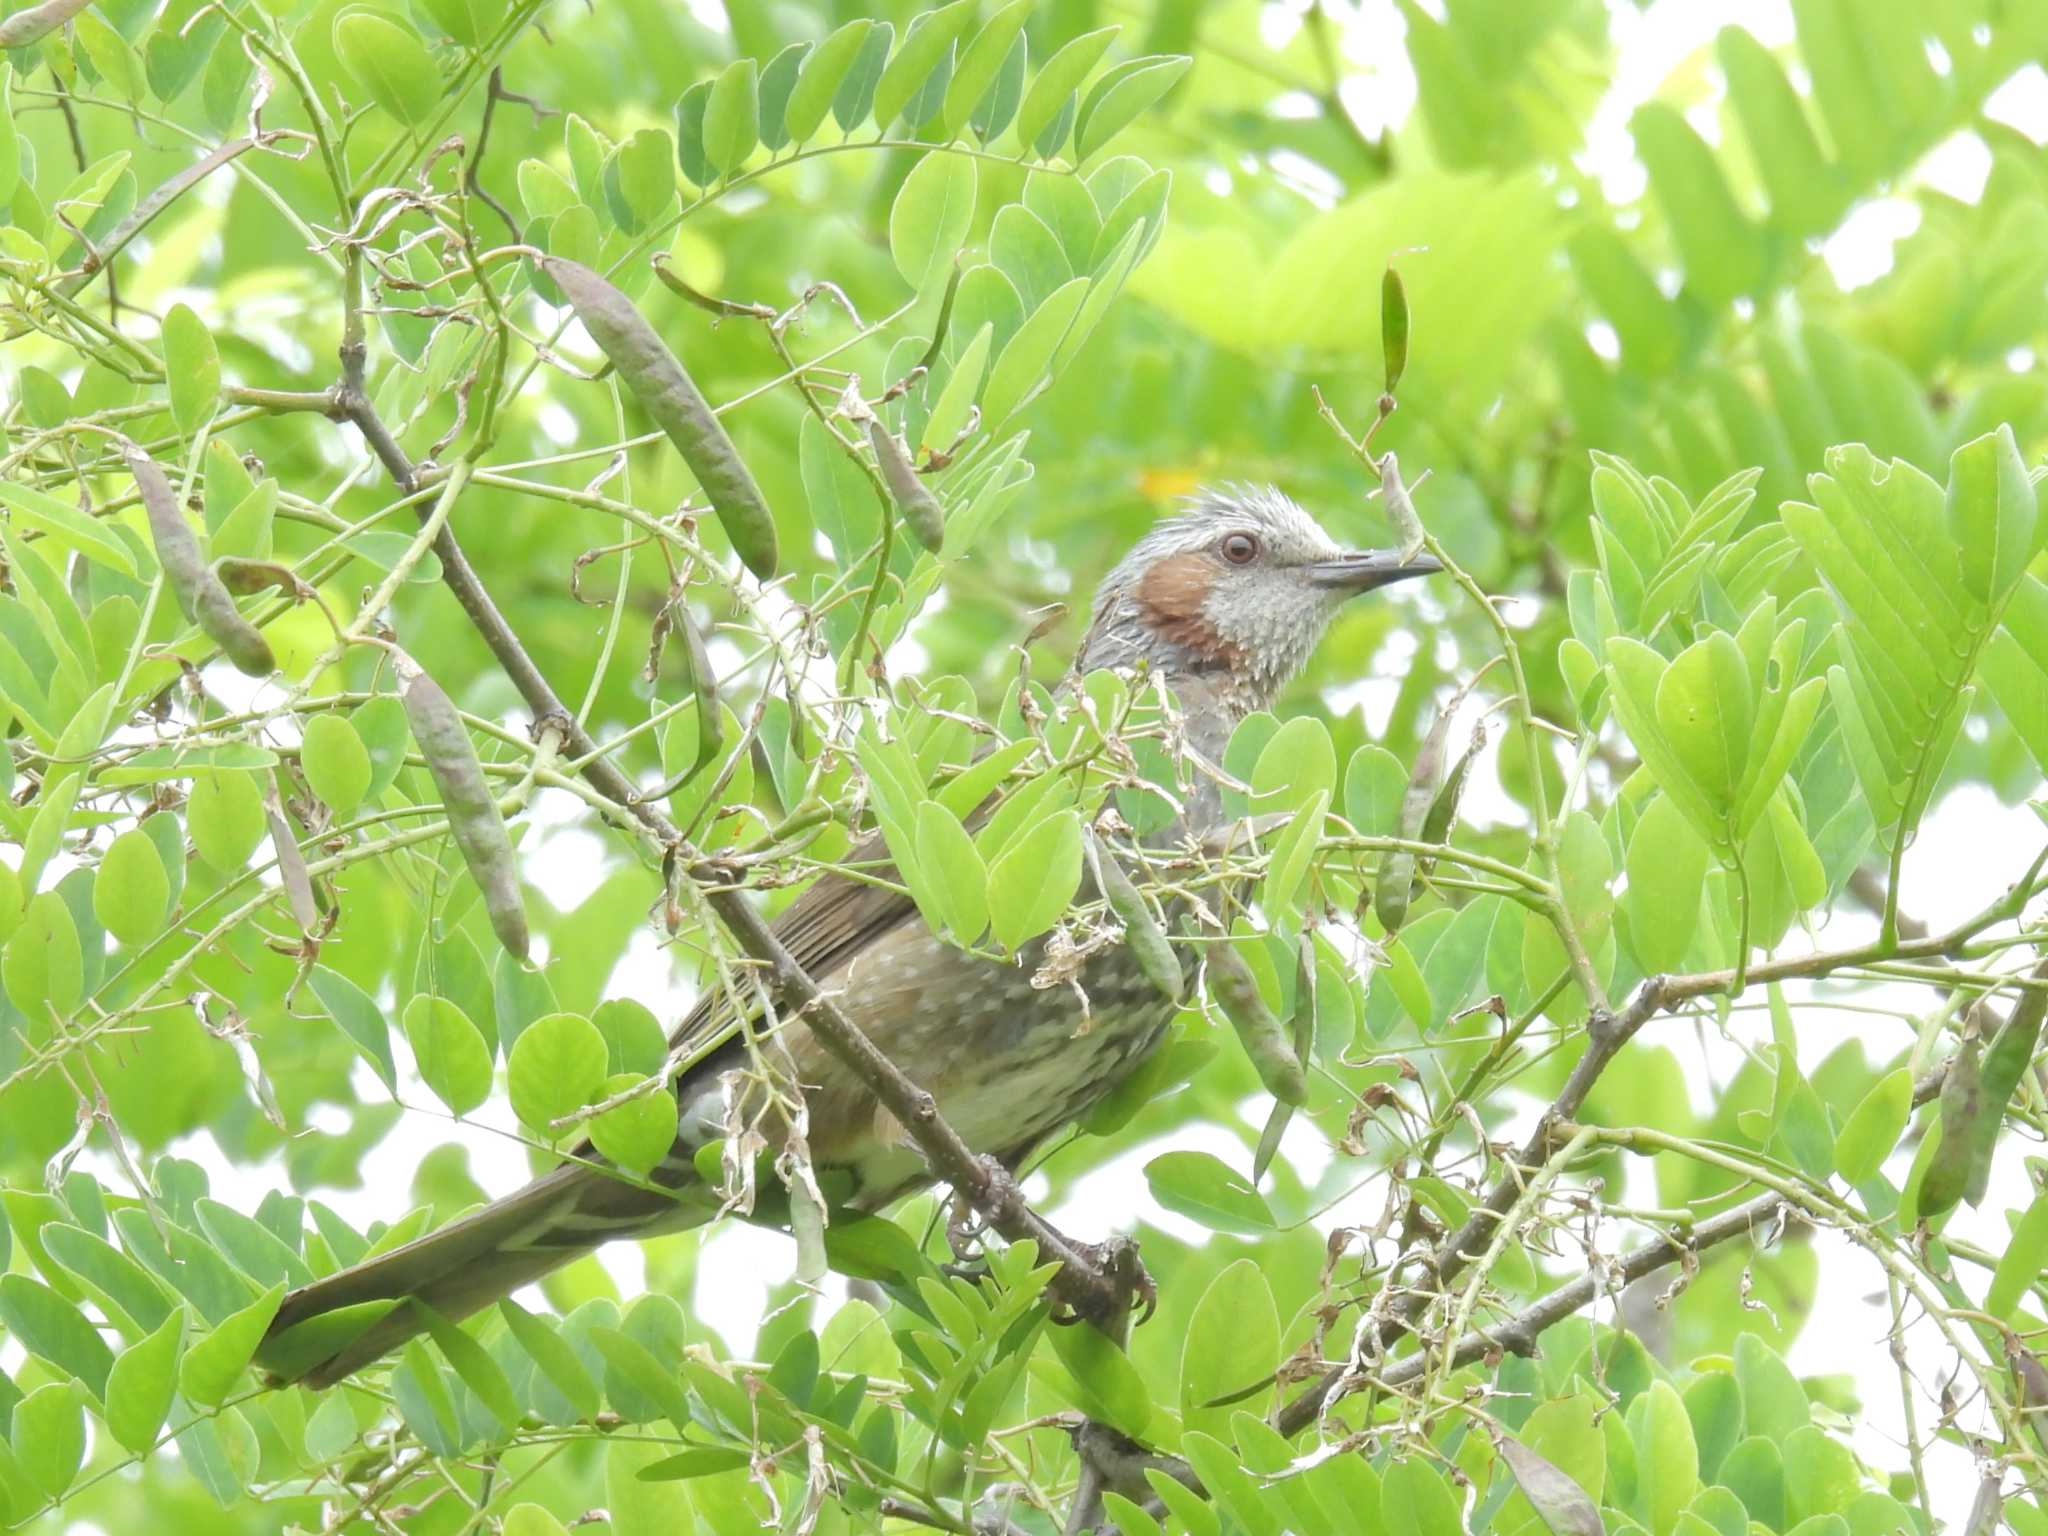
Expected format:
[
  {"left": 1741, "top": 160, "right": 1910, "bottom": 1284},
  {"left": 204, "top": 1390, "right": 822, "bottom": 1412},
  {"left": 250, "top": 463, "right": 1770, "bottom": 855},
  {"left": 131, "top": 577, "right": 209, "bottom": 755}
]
[{"left": 261, "top": 1153, "right": 713, "bottom": 1389}]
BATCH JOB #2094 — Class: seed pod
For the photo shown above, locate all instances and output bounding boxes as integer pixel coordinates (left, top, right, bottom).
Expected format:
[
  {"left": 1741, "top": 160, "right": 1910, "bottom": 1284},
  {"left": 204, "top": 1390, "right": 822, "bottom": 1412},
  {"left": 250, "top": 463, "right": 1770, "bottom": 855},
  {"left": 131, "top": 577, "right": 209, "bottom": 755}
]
[
  {"left": 1925, "top": 963, "right": 2047, "bottom": 1219},
  {"left": 129, "top": 445, "right": 274, "bottom": 676},
  {"left": 1919, "top": 1020, "right": 1983, "bottom": 1222},
  {"left": 1208, "top": 935, "right": 1305, "bottom": 1107},
  {"left": 1374, "top": 698, "right": 1454, "bottom": 937},
  {"left": 0, "top": 0, "right": 91, "bottom": 46},
  {"left": 213, "top": 557, "right": 301, "bottom": 596},
  {"left": 1381, "top": 265, "right": 1409, "bottom": 398},
  {"left": 667, "top": 598, "right": 724, "bottom": 782},
  {"left": 542, "top": 257, "right": 777, "bottom": 580},
  {"left": 398, "top": 659, "right": 529, "bottom": 960},
  {"left": 867, "top": 419, "right": 946, "bottom": 554},
  {"left": 1497, "top": 1433, "right": 1602, "bottom": 1536},
  {"left": 265, "top": 794, "right": 321, "bottom": 933},
  {"left": 1088, "top": 834, "right": 1182, "bottom": 1005},
  {"left": 2009, "top": 1329, "right": 2048, "bottom": 1456},
  {"left": 1253, "top": 937, "right": 1321, "bottom": 1182}
]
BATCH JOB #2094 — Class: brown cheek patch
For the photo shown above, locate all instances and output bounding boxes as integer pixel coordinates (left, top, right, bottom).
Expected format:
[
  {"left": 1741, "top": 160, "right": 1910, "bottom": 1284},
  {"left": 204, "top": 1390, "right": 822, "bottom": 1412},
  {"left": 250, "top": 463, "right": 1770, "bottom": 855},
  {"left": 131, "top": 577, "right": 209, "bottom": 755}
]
[{"left": 1136, "top": 551, "right": 1241, "bottom": 664}]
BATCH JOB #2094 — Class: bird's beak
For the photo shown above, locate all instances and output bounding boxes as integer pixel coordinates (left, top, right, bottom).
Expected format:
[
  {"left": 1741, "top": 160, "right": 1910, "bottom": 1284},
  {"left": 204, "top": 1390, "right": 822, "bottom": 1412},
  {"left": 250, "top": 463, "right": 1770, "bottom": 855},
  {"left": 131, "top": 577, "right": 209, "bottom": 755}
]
[{"left": 1305, "top": 549, "right": 1443, "bottom": 592}]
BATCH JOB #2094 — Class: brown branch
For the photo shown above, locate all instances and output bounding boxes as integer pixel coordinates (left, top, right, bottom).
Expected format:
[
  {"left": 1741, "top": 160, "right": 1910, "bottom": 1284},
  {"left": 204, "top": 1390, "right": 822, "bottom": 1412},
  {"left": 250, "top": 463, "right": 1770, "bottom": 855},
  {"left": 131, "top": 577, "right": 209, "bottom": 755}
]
[
  {"left": 328, "top": 377, "right": 1135, "bottom": 1329},
  {"left": 1276, "top": 893, "right": 2030, "bottom": 1436}
]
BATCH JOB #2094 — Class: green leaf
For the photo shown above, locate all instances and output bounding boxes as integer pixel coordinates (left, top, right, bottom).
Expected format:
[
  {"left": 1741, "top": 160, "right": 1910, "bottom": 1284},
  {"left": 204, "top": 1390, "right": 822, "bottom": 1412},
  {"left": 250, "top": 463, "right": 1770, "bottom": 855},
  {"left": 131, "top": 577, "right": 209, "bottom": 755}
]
[
  {"left": 0, "top": 480, "right": 141, "bottom": 577},
  {"left": 403, "top": 995, "right": 494, "bottom": 1117},
  {"left": 920, "top": 321, "right": 992, "bottom": 457},
  {"left": 414, "top": 1302, "right": 520, "bottom": 1434},
  {"left": 1945, "top": 421, "right": 2036, "bottom": 605},
  {"left": 872, "top": 0, "right": 976, "bottom": 130},
  {"left": 755, "top": 41, "right": 809, "bottom": 153},
  {"left": 1624, "top": 793, "right": 1709, "bottom": 973},
  {"left": 986, "top": 806, "right": 1083, "bottom": 949},
  {"left": 162, "top": 303, "right": 219, "bottom": 436},
  {"left": 673, "top": 79, "right": 714, "bottom": 187},
  {"left": 188, "top": 767, "right": 266, "bottom": 872},
  {"left": 1833, "top": 1066, "right": 1911, "bottom": 1185},
  {"left": 1380, "top": 1457, "right": 1463, "bottom": 1536},
  {"left": 498, "top": 1299, "right": 602, "bottom": 1420},
  {"left": 701, "top": 58, "right": 759, "bottom": 178},
  {"left": 608, "top": 127, "right": 675, "bottom": 231},
  {"left": 914, "top": 799, "right": 989, "bottom": 943},
  {"left": 419, "top": 0, "right": 493, "bottom": 48},
  {"left": 4, "top": 891, "right": 82, "bottom": 1021},
  {"left": 0, "top": 1274, "right": 115, "bottom": 1396},
  {"left": 832, "top": 19, "right": 893, "bottom": 131},
  {"left": 1636, "top": 1379, "right": 1700, "bottom": 1535},
  {"left": 94, "top": 828, "right": 170, "bottom": 947},
  {"left": 306, "top": 964, "right": 398, "bottom": 1092},
  {"left": 1180, "top": 1259, "right": 1277, "bottom": 1439},
  {"left": 503, "top": 1506, "right": 572, "bottom": 1536},
  {"left": 1075, "top": 56, "right": 1190, "bottom": 164},
  {"left": 1655, "top": 628, "right": 1753, "bottom": 816},
  {"left": 332, "top": 10, "right": 444, "bottom": 131},
  {"left": 301, "top": 712, "right": 373, "bottom": 816},
  {"left": 889, "top": 150, "right": 977, "bottom": 294},
  {"left": 180, "top": 1281, "right": 285, "bottom": 1407},
  {"left": 591, "top": 997, "right": 667, "bottom": 1076},
  {"left": 1143, "top": 1150, "right": 1273, "bottom": 1236},
  {"left": 105, "top": 1310, "right": 183, "bottom": 1454},
  {"left": 784, "top": 19, "right": 871, "bottom": 143},
  {"left": 608, "top": 1435, "right": 694, "bottom": 1536},
  {"left": 507, "top": 1011, "right": 608, "bottom": 1133},
  {"left": 981, "top": 274, "right": 1090, "bottom": 425},
  {"left": 941, "top": 0, "right": 1032, "bottom": 139},
  {"left": 1260, "top": 786, "right": 1328, "bottom": 916},
  {"left": 12, "top": 1382, "right": 84, "bottom": 1499},
  {"left": 1985, "top": 1189, "right": 2048, "bottom": 1322},
  {"left": 1017, "top": 26, "right": 1118, "bottom": 157},
  {"left": 1734, "top": 1332, "right": 1808, "bottom": 1440},
  {"left": 1044, "top": 1318, "right": 1151, "bottom": 1438},
  {"left": 589, "top": 1073, "right": 680, "bottom": 1177}
]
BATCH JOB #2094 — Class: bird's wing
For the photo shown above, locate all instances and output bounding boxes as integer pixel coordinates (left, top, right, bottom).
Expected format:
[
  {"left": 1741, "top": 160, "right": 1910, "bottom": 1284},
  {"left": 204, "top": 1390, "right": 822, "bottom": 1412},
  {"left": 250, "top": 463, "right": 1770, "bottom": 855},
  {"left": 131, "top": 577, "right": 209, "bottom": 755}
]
[{"left": 661, "top": 830, "right": 915, "bottom": 1062}]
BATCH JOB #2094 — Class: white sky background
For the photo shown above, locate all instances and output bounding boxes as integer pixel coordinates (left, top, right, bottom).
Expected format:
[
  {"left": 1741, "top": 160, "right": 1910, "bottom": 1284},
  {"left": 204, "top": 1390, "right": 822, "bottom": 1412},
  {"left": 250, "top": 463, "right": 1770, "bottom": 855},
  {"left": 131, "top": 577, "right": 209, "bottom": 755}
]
[{"left": 41, "top": 0, "right": 2046, "bottom": 1522}]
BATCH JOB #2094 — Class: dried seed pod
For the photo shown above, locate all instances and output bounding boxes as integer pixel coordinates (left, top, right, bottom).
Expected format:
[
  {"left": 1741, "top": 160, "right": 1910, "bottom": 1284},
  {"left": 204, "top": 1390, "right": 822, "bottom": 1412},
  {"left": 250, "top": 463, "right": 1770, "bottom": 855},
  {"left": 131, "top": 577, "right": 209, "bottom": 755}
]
[
  {"left": 1374, "top": 697, "right": 1454, "bottom": 937},
  {"left": 1496, "top": 1433, "right": 1602, "bottom": 1536},
  {"left": 1088, "top": 834, "right": 1182, "bottom": 1005},
  {"left": 397, "top": 657, "right": 529, "bottom": 960},
  {"left": 0, "top": 0, "right": 91, "bottom": 46},
  {"left": 542, "top": 257, "right": 778, "bottom": 580},
  {"left": 213, "top": 557, "right": 302, "bottom": 596},
  {"left": 265, "top": 794, "right": 321, "bottom": 933},
  {"left": 867, "top": 419, "right": 946, "bottom": 554},
  {"left": 129, "top": 444, "right": 274, "bottom": 676},
  {"left": 1208, "top": 935, "right": 1305, "bottom": 1107}
]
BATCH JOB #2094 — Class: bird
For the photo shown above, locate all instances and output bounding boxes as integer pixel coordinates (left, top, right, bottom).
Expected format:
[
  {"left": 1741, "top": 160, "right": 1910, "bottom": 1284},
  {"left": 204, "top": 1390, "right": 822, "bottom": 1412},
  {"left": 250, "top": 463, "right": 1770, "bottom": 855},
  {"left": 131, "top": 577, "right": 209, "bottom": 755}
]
[{"left": 260, "top": 485, "right": 1440, "bottom": 1386}]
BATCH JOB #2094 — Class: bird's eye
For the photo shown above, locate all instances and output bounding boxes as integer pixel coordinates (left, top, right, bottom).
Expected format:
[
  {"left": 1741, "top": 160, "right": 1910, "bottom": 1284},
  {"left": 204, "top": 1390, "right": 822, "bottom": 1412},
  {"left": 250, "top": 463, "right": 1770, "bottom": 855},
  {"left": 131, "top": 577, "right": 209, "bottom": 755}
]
[{"left": 1220, "top": 532, "right": 1259, "bottom": 565}]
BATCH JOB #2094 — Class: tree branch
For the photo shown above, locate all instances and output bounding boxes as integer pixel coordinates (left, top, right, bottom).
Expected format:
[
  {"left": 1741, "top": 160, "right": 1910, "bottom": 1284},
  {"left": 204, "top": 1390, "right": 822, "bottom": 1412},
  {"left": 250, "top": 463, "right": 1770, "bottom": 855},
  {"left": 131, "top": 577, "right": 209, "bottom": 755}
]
[{"left": 331, "top": 384, "right": 1136, "bottom": 1329}]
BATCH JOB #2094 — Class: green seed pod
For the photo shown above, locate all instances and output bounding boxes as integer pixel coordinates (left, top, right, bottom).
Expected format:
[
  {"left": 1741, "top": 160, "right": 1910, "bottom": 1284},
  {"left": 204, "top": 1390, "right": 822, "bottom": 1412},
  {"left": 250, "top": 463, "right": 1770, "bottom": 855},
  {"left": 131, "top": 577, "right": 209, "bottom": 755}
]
[
  {"left": 129, "top": 445, "right": 274, "bottom": 676},
  {"left": 1925, "top": 965, "right": 2046, "bottom": 1220},
  {"left": 1208, "top": 935, "right": 1305, "bottom": 1107},
  {"left": 1253, "top": 937, "right": 1320, "bottom": 1182},
  {"left": 1089, "top": 834, "right": 1182, "bottom": 1005},
  {"left": 1381, "top": 264, "right": 1409, "bottom": 398},
  {"left": 667, "top": 599, "right": 724, "bottom": 781},
  {"left": 399, "top": 661, "right": 529, "bottom": 960},
  {"left": 867, "top": 419, "right": 946, "bottom": 554},
  {"left": 542, "top": 257, "right": 778, "bottom": 580}
]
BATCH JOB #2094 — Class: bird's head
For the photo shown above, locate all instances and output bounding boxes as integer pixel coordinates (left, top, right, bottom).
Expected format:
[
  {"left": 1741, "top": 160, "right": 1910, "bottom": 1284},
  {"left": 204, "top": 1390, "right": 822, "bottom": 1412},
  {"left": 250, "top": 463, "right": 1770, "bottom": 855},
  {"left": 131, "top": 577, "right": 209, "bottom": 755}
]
[{"left": 1078, "top": 484, "right": 1441, "bottom": 715}]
